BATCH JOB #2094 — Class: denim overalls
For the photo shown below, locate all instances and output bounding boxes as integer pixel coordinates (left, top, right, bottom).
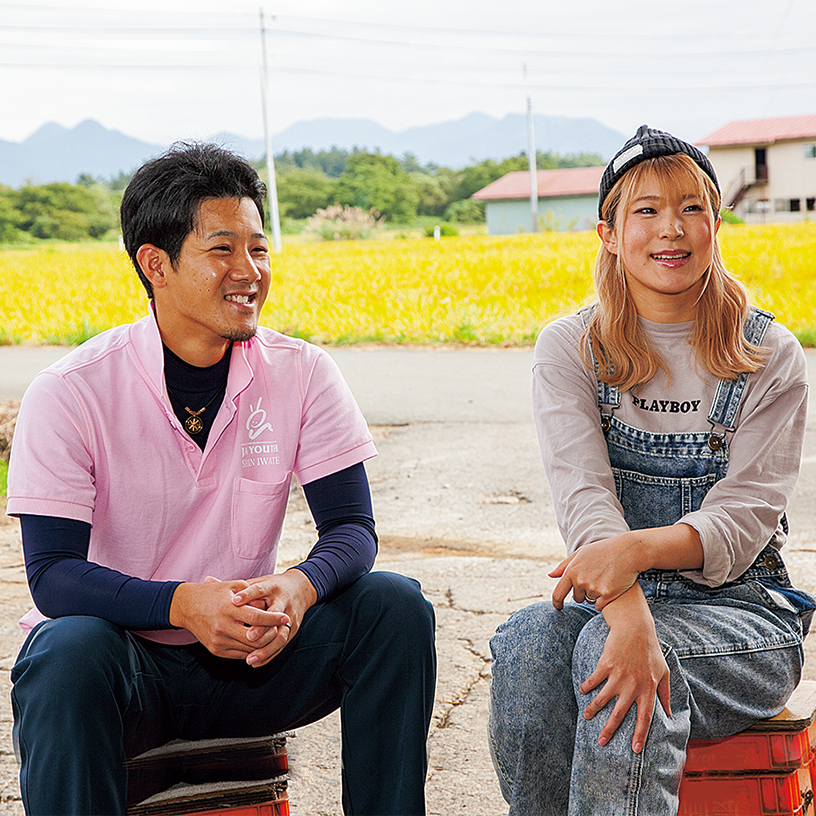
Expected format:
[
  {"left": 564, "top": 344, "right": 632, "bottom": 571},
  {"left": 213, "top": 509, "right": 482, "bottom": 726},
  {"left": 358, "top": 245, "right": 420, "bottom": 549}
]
[
  {"left": 596, "top": 306, "right": 812, "bottom": 614},
  {"left": 489, "top": 307, "right": 813, "bottom": 816}
]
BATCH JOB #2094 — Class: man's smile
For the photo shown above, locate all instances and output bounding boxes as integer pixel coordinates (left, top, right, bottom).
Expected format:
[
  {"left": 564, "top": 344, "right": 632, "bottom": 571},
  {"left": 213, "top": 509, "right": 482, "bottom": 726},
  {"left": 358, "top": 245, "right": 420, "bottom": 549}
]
[{"left": 225, "top": 293, "right": 257, "bottom": 305}]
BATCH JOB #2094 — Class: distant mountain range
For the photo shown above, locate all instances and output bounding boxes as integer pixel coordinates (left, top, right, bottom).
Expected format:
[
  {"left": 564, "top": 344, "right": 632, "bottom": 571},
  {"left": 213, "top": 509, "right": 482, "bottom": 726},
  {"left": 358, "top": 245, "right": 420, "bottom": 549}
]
[{"left": 0, "top": 114, "right": 626, "bottom": 187}]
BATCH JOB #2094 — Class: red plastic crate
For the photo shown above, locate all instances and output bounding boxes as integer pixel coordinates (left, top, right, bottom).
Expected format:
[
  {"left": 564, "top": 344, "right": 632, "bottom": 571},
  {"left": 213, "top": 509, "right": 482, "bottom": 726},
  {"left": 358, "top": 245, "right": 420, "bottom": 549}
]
[
  {"left": 684, "top": 729, "right": 813, "bottom": 775},
  {"left": 811, "top": 751, "right": 816, "bottom": 802},
  {"left": 678, "top": 682, "right": 816, "bottom": 816},
  {"left": 678, "top": 766, "right": 812, "bottom": 816},
  {"left": 178, "top": 797, "right": 290, "bottom": 816},
  {"left": 685, "top": 683, "right": 816, "bottom": 776},
  {"left": 126, "top": 734, "right": 290, "bottom": 816}
]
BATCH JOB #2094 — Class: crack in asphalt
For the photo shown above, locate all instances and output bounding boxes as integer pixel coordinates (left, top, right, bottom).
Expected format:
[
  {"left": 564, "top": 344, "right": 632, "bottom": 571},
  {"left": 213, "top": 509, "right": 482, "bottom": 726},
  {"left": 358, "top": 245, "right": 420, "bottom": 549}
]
[{"left": 430, "top": 586, "right": 493, "bottom": 736}]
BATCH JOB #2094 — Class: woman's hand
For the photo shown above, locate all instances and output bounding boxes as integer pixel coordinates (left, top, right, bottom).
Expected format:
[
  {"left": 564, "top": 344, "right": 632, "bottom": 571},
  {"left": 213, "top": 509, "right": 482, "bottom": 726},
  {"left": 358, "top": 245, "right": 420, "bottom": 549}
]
[
  {"left": 550, "top": 532, "right": 643, "bottom": 610},
  {"left": 550, "top": 523, "right": 705, "bottom": 610},
  {"left": 580, "top": 584, "right": 671, "bottom": 753}
]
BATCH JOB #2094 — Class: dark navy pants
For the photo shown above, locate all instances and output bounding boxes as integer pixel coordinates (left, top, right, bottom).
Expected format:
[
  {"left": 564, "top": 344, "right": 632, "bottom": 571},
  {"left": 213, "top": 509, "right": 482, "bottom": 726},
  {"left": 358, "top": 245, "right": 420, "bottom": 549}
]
[{"left": 11, "top": 571, "right": 437, "bottom": 816}]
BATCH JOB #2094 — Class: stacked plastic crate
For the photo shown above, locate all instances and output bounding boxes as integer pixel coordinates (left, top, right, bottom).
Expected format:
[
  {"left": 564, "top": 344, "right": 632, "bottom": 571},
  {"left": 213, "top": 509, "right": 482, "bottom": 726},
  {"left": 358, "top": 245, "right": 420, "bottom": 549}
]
[
  {"left": 679, "top": 682, "right": 816, "bottom": 816},
  {"left": 125, "top": 733, "right": 290, "bottom": 816}
]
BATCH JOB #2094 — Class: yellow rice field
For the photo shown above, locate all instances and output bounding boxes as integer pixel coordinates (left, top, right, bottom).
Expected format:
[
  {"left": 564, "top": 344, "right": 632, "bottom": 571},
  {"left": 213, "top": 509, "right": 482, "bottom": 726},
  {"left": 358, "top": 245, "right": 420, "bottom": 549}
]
[{"left": 1, "top": 222, "right": 814, "bottom": 346}]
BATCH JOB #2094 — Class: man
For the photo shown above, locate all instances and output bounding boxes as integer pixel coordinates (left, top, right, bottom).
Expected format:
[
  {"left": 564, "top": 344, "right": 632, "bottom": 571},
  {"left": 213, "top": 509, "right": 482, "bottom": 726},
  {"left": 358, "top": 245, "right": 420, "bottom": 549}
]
[{"left": 8, "top": 143, "right": 436, "bottom": 816}]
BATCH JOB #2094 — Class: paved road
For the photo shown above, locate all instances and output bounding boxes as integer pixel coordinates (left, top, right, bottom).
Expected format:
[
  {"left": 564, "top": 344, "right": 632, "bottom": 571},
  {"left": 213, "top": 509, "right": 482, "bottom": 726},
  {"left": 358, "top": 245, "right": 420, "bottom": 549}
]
[{"left": 1, "top": 344, "right": 814, "bottom": 815}]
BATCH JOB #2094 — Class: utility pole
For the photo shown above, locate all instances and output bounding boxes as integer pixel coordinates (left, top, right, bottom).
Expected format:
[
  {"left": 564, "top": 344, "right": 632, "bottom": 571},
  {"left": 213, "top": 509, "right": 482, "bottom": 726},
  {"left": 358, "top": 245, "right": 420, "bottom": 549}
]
[
  {"left": 524, "top": 64, "right": 538, "bottom": 233},
  {"left": 259, "top": 8, "right": 282, "bottom": 253}
]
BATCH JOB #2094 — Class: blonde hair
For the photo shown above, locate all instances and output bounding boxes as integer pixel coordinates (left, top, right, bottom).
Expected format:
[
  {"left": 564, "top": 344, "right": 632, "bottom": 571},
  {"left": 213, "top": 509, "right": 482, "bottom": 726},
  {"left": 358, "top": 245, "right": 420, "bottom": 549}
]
[{"left": 583, "top": 153, "right": 765, "bottom": 391}]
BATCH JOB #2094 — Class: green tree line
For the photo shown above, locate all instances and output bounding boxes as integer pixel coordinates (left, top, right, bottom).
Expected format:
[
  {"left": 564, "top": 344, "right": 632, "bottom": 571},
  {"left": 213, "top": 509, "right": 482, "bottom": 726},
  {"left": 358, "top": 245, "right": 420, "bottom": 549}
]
[
  {"left": 0, "top": 148, "right": 603, "bottom": 243},
  {"left": 270, "top": 147, "right": 604, "bottom": 223}
]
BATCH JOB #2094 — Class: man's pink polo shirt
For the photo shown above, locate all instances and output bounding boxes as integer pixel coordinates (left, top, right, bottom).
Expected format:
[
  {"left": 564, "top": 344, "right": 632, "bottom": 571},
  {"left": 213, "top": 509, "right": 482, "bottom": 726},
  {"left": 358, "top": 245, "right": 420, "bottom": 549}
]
[{"left": 7, "top": 313, "right": 377, "bottom": 643}]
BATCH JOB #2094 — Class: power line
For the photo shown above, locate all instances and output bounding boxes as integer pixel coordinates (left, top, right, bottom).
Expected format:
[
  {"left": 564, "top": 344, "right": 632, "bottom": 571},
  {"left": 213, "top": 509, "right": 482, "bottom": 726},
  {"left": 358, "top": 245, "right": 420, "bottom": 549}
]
[
  {"left": 271, "top": 12, "right": 811, "bottom": 47},
  {"left": 2, "top": 58, "right": 814, "bottom": 96},
  {"left": 1, "top": 20, "right": 813, "bottom": 59},
  {"left": 1, "top": 4, "right": 812, "bottom": 109},
  {"left": 0, "top": 1, "right": 256, "bottom": 16},
  {"left": 1, "top": 4, "right": 809, "bottom": 51},
  {"left": 265, "top": 25, "right": 816, "bottom": 58},
  {"left": 0, "top": 22, "right": 257, "bottom": 34}
]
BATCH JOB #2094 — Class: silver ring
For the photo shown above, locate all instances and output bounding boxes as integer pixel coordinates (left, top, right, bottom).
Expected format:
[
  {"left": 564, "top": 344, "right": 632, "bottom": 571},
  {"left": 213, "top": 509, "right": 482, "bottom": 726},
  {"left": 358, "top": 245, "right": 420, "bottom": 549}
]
[
  {"left": 585, "top": 596, "right": 597, "bottom": 604},
  {"left": 282, "top": 623, "right": 292, "bottom": 629}
]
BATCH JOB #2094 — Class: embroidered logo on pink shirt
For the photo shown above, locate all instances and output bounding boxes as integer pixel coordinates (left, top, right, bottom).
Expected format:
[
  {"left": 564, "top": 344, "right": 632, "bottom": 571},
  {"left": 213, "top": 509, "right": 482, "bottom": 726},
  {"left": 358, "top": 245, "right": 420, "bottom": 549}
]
[
  {"left": 241, "top": 398, "right": 281, "bottom": 468},
  {"left": 246, "top": 398, "right": 274, "bottom": 440}
]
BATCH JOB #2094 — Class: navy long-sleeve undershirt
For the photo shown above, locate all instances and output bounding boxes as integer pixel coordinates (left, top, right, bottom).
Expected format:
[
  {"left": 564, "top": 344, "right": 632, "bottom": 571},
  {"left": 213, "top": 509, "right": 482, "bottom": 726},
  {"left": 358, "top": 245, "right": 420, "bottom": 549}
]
[{"left": 21, "top": 462, "right": 377, "bottom": 630}]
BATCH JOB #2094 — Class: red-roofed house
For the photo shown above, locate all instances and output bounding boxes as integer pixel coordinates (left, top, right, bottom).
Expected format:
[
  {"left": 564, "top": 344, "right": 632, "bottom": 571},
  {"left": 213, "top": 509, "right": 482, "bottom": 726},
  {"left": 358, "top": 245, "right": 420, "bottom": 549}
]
[
  {"left": 696, "top": 115, "right": 816, "bottom": 223},
  {"left": 471, "top": 166, "right": 604, "bottom": 234}
]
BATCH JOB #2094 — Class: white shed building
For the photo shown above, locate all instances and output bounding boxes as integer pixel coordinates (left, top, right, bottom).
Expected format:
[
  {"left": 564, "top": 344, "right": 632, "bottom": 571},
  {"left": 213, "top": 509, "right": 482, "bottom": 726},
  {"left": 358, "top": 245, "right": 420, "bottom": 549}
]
[{"left": 471, "top": 166, "right": 604, "bottom": 234}]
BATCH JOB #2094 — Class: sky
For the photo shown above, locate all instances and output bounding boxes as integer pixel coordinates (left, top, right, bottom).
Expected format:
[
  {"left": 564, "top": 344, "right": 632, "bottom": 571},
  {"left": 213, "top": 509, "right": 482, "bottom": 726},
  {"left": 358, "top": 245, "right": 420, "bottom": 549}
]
[{"left": 2, "top": 0, "right": 815, "bottom": 150}]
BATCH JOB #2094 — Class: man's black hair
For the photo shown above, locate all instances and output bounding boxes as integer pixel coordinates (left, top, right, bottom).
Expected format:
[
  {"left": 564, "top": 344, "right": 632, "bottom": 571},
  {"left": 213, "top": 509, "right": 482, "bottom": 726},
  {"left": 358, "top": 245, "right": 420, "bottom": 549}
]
[{"left": 120, "top": 142, "right": 267, "bottom": 298}]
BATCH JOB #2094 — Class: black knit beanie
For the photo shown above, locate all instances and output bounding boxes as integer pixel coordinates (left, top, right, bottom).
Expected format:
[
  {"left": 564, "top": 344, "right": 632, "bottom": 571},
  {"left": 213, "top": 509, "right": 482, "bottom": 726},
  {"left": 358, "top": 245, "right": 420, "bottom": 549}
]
[{"left": 598, "top": 125, "right": 720, "bottom": 219}]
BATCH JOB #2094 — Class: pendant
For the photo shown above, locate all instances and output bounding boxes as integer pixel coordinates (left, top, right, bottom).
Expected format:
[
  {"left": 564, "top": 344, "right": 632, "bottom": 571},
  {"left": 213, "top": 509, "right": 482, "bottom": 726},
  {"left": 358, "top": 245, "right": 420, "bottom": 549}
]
[{"left": 184, "top": 414, "right": 204, "bottom": 434}]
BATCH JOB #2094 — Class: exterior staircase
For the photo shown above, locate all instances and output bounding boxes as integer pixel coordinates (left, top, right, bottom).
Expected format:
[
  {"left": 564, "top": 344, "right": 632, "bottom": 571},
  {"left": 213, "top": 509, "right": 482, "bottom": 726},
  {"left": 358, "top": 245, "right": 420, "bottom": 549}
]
[{"left": 722, "top": 164, "right": 768, "bottom": 212}]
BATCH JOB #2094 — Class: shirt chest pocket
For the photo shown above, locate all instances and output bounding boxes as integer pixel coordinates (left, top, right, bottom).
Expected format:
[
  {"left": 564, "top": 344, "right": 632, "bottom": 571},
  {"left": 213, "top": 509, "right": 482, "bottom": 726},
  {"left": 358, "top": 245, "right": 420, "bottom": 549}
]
[{"left": 231, "top": 477, "right": 291, "bottom": 560}]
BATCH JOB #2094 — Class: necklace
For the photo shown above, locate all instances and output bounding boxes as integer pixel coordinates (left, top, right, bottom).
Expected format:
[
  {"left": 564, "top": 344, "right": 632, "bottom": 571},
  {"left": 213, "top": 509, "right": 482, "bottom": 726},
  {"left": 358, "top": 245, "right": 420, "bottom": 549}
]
[{"left": 166, "top": 381, "right": 227, "bottom": 435}]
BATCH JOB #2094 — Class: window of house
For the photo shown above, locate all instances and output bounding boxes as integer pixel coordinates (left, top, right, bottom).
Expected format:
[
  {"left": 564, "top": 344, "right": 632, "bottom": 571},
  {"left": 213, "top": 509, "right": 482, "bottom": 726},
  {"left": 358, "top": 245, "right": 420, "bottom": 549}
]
[
  {"left": 805, "top": 144, "right": 816, "bottom": 159},
  {"left": 790, "top": 199, "right": 801, "bottom": 212},
  {"left": 755, "top": 147, "right": 768, "bottom": 180},
  {"left": 745, "top": 199, "right": 770, "bottom": 214},
  {"left": 774, "top": 199, "right": 788, "bottom": 212},
  {"left": 807, "top": 198, "right": 815, "bottom": 212}
]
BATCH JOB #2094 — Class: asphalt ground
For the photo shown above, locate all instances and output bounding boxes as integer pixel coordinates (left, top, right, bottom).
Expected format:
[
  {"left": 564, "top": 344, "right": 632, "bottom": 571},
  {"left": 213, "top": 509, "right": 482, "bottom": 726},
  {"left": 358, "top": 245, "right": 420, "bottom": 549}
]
[{"left": 0, "top": 344, "right": 814, "bottom": 815}]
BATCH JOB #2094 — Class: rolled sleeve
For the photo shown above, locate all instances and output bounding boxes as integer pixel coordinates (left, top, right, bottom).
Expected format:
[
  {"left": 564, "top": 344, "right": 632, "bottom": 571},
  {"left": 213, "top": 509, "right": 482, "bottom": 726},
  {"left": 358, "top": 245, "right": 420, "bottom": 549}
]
[{"left": 678, "top": 327, "right": 808, "bottom": 586}]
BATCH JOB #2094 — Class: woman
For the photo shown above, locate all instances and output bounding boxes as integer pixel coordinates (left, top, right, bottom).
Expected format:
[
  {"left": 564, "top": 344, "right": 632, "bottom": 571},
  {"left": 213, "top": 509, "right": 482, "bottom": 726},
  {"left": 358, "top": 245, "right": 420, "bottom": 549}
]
[{"left": 488, "top": 125, "right": 814, "bottom": 815}]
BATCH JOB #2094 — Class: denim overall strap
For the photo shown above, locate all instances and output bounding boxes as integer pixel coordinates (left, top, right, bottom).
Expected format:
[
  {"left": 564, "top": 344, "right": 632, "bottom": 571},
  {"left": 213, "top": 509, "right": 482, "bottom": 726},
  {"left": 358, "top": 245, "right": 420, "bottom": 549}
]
[
  {"left": 704, "top": 307, "right": 790, "bottom": 540},
  {"left": 707, "top": 307, "right": 775, "bottom": 433},
  {"left": 579, "top": 307, "right": 620, "bottom": 431}
]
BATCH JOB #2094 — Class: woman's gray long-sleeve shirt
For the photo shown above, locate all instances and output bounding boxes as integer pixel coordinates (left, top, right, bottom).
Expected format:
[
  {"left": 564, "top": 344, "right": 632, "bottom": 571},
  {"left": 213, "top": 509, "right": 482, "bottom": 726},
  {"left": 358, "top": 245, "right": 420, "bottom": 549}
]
[{"left": 532, "top": 312, "right": 808, "bottom": 587}]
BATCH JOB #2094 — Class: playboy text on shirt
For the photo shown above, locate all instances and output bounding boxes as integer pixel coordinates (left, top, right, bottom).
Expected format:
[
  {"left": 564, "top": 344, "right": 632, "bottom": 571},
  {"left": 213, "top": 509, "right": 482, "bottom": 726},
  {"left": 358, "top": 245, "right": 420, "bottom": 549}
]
[{"left": 631, "top": 396, "right": 702, "bottom": 414}]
